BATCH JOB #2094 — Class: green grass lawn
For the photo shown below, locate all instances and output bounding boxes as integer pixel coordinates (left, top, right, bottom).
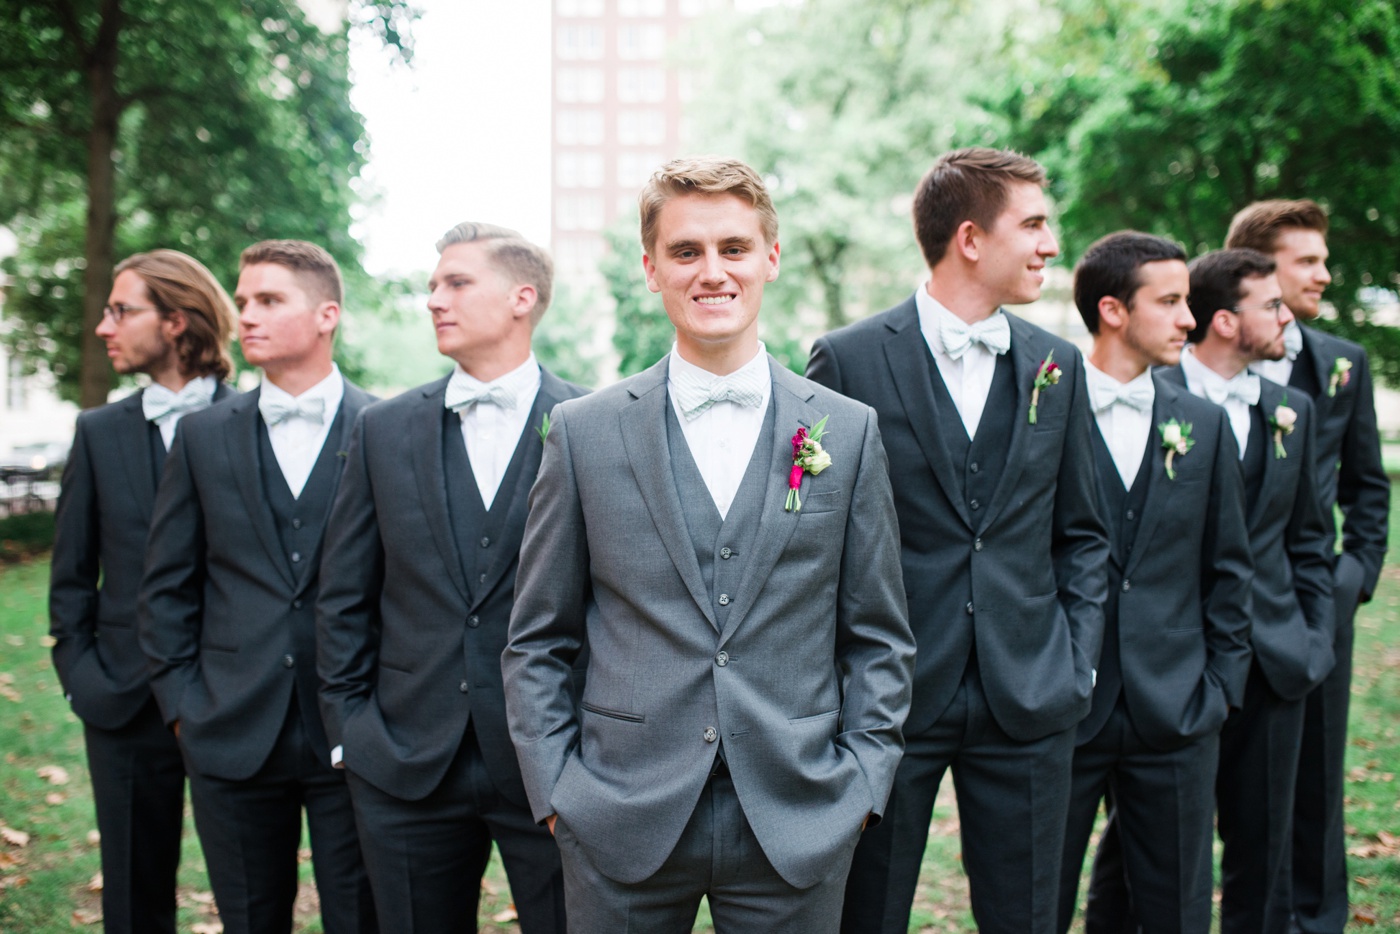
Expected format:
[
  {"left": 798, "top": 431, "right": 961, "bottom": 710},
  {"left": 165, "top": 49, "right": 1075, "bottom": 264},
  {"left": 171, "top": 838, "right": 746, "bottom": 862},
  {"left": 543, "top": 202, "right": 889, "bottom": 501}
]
[{"left": 3, "top": 518, "right": 1399, "bottom": 931}]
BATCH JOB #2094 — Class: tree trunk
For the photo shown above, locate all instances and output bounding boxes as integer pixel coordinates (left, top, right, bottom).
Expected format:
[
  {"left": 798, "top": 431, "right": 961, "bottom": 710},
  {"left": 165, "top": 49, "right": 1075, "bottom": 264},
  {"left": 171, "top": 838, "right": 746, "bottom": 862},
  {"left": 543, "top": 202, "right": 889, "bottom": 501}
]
[{"left": 77, "top": 0, "right": 123, "bottom": 409}]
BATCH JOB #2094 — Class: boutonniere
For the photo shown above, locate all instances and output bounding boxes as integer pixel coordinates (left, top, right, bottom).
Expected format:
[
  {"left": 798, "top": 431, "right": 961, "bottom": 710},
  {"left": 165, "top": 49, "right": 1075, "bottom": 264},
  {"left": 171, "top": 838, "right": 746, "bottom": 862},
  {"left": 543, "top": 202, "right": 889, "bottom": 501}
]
[
  {"left": 1328, "top": 357, "right": 1352, "bottom": 397},
  {"left": 536, "top": 413, "right": 551, "bottom": 444},
  {"left": 1028, "top": 351, "right": 1061, "bottom": 424},
  {"left": 1158, "top": 419, "right": 1195, "bottom": 480},
  {"left": 785, "top": 415, "right": 832, "bottom": 512},
  {"left": 336, "top": 450, "right": 348, "bottom": 459},
  {"left": 1270, "top": 395, "right": 1297, "bottom": 459}
]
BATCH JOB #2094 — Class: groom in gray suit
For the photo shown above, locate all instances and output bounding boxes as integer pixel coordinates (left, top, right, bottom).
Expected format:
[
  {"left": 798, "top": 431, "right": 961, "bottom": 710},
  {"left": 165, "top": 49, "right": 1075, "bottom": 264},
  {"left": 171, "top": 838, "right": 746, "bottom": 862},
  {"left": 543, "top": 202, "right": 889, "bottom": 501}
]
[{"left": 503, "top": 156, "right": 915, "bottom": 932}]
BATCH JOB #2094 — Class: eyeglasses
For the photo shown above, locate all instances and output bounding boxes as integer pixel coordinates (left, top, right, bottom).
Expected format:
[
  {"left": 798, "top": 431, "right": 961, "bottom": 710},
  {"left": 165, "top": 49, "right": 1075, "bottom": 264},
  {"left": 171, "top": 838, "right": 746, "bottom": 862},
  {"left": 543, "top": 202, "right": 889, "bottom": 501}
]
[
  {"left": 1232, "top": 298, "right": 1287, "bottom": 317},
  {"left": 101, "top": 303, "right": 157, "bottom": 324}
]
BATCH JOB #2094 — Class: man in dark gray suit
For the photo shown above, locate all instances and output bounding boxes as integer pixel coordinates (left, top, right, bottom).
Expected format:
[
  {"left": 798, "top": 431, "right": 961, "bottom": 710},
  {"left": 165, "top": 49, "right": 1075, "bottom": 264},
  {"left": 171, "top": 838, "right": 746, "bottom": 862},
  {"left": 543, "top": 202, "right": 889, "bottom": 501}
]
[
  {"left": 807, "top": 148, "right": 1109, "bottom": 934},
  {"left": 140, "top": 240, "right": 377, "bottom": 934},
  {"left": 1226, "top": 201, "right": 1390, "bottom": 934},
  {"left": 503, "top": 156, "right": 915, "bottom": 932},
  {"left": 50, "top": 249, "right": 236, "bottom": 934},
  {"left": 1056, "top": 232, "right": 1253, "bottom": 934},
  {"left": 317, "top": 223, "right": 585, "bottom": 933}
]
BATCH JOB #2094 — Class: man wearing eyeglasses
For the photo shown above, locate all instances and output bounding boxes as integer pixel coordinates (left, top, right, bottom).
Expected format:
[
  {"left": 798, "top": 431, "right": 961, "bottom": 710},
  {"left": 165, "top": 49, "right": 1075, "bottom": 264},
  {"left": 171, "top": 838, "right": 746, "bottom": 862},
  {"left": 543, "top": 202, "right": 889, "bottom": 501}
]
[
  {"left": 49, "top": 250, "right": 237, "bottom": 934},
  {"left": 1151, "top": 248, "right": 1335, "bottom": 934}
]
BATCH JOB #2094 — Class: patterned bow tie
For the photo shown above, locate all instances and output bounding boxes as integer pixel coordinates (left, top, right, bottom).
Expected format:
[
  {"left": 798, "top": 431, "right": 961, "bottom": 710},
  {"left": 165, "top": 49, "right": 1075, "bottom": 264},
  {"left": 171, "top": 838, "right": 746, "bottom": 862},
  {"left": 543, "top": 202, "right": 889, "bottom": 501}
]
[
  {"left": 1283, "top": 322, "right": 1304, "bottom": 362},
  {"left": 444, "top": 374, "right": 515, "bottom": 412},
  {"left": 671, "top": 366, "right": 767, "bottom": 421},
  {"left": 142, "top": 381, "right": 215, "bottom": 424},
  {"left": 259, "top": 394, "right": 327, "bottom": 427},
  {"left": 1092, "top": 379, "right": 1155, "bottom": 414},
  {"left": 939, "top": 312, "right": 1012, "bottom": 360},
  {"left": 1202, "top": 371, "right": 1261, "bottom": 408}
]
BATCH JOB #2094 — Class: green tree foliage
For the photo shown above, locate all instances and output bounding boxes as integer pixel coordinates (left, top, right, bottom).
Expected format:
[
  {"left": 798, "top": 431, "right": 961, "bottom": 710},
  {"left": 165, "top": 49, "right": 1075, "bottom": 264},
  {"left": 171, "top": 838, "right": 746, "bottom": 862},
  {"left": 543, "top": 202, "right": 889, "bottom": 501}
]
[
  {"left": 0, "top": 0, "right": 417, "bottom": 405},
  {"left": 602, "top": 220, "right": 673, "bottom": 377},
  {"left": 534, "top": 282, "right": 607, "bottom": 389},
  {"left": 997, "top": 0, "right": 1400, "bottom": 380}
]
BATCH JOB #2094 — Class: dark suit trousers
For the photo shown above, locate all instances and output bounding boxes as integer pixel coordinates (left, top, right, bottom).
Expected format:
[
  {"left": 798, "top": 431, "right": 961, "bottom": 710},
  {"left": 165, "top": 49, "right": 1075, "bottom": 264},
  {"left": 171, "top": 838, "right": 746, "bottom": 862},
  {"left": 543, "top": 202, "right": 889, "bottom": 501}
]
[
  {"left": 186, "top": 700, "right": 375, "bottom": 934},
  {"left": 345, "top": 727, "right": 565, "bottom": 934},
  {"left": 1058, "top": 702, "right": 1217, "bottom": 934},
  {"left": 556, "top": 769, "right": 857, "bottom": 933},
  {"left": 841, "top": 664, "right": 1076, "bottom": 934},
  {"left": 84, "top": 696, "right": 185, "bottom": 934},
  {"left": 1293, "top": 553, "right": 1365, "bottom": 934}
]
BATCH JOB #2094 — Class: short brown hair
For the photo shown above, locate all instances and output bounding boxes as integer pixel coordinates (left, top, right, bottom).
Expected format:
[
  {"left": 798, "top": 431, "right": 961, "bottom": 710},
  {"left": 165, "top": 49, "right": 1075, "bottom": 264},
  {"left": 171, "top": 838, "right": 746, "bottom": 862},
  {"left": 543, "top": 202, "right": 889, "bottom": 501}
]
[
  {"left": 239, "top": 239, "right": 343, "bottom": 305},
  {"left": 912, "top": 148, "right": 1047, "bottom": 268},
  {"left": 1225, "top": 199, "right": 1329, "bottom": 254},
  {"left": 638, "top": 156, "right": 778, "bottom": 254},
  {"left": 1186, "top": 248, "right": 1277, "bottom": 345},
  {"left": 114, "top": 249, "right": 236, "bottom": 380},
  {"left": 436, "top": 222, "right": 555, "bottom": 325}
]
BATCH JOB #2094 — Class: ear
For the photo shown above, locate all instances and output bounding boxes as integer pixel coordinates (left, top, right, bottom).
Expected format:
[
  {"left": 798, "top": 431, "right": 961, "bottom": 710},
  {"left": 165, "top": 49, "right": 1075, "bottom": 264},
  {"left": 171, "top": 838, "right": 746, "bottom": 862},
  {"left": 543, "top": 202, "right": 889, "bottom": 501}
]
[
  {"left": 953, "top": 220, "right": 981, "bottom": 262},
  {"left": 642, "top": 253, "right": 662, "bottom": 294},
  {"left": 315, "top": 301, "right": 342, "bottom": 337},
  {"left": 160, "top": 309, "right": 190, "bottom": 341},
  {"left": 1210, "top": 308, "right": 1236, "bottom": 341},
  {"left": 765, "top": 239, "right": 781, "bottom": 283},
  {"left": 1097, "top": 295, "right": 1128, "bottom": 331},
  {"left": 510, "top": 284, "right": 538, "bottom": 320}
]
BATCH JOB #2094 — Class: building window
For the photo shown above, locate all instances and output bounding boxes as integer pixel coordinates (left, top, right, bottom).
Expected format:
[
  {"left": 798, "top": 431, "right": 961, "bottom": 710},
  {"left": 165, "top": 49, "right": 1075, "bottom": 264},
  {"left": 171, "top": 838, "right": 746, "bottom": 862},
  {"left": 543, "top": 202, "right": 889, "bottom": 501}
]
[
  {"left": 555, "top": 236, "right": 608, "bottom": 278},
  {"left": 619, "top": 0, "right": 666, "bottom": 15},
  {"left": 557, "top": 152, "right": 605, "bottom": 188},
  {"left": 556, "top": 0, "right": 604, "bottom": 15},
  {"left": 618, "top": 24, "right": 665, "bottom": 60},
  {"left": 555, "top": 110, "right": 605, "bottom": 146},
  {"left": 558, "top": 24, "right": 605, "bottom": 60},
  {"left": 557, "top": 195, "right": 606, "bottom": 232},
  {"left": 557, "top": 67, "right": 605, "bottom": 103},
  {"left": 678, "top": 0, "right": 714, "bottom": 15},
  {"left": 618, "top": 110, "right": 666, "bottom": 146},
  {"left": 617, "top": 68, "right": 665, "bottom": 103},
  {"left": 616, "top": 151, "right": 664, "bottom": 188}
]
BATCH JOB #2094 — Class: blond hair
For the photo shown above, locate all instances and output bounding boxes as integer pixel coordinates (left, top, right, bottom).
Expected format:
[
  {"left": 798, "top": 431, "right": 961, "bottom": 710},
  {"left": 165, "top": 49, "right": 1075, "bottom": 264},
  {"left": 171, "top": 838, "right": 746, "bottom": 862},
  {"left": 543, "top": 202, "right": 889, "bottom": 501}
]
[{"left": 638, "top": 156, "right": 778, "bottom": 253}]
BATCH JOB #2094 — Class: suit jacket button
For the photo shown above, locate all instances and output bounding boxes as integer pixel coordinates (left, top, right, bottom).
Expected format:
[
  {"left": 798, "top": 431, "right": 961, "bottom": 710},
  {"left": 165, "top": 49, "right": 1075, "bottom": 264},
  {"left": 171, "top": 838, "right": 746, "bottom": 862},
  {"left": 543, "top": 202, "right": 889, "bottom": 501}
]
[
  {"left": 969, "top": 462, "right": 980, "bottom": 473},
  {"left": 282, "top": 654, "right": 294, "bottom": 668},
  {"left": 480, "top": 536, "right": 491, "bottom": 548},
  {"left": 1125, "top": 510, "right": 1135, "bottom": 521},
  {"left": 460, "top": 680, "right": 469, "bottom": 693},
  {"left": 718, "top": 594, "right": 730, "bottom": 606},
  {"left": 720, "top": 547, "right": 732, "bottom": 559},
  {"left": 1122, "top": 579, "right": 1131, "bottom": 592},
  {"left": 293, "top": 600, "right": 303, "bottom": 610},
  {"left": 970, "top": 499, "right": 980, "bottom": 510},
  {"left": 703, "top": 727, "right": 718, "bottom": 743},
  {"left": 467, "top": 615, "right": 481, "bottom": 628},
  {"left": 965, "top": 601, "right": 974, "bottom": 615},
  {"left": 292, "top": 518, "right": 302, "bottom": 530},
  {"left": 291, "top": 551, "right": 301, "bottom": 563},
  {"left": 715, "top": 651, "right": 729, "bottom": 667},
  {"left": 973, "top": 538, "right": 983, "bottom": 552}
]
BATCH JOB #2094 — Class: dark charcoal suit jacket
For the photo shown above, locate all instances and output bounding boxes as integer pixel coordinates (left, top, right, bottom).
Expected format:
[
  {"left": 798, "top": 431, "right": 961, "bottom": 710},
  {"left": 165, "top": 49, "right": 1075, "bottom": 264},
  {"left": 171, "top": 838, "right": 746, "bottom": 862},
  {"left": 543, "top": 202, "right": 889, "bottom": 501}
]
[
  {"left": 1160, "top": 367, "right": 1336, "bottom": 700},
  {"left": 316, "top": 369, "right": 587, "bottom": 804},
  {"left": 138, "top": 382, "right": 375, "bottom": 780},
  {"left": 1078, "top": 373, "right": 1254, "bottom": 749},
  {"left": 50, "top": 384, "right": 234, "bottom": 730},
  {"left": 807, "top": 296, "right": 1110, "bottom": 740}
]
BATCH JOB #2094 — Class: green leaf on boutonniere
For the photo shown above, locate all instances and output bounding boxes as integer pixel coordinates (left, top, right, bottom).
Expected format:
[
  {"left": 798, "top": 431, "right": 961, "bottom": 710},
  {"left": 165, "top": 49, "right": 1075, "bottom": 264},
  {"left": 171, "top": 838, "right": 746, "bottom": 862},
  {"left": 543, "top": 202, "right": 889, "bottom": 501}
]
[
  {"left": 536, "top": 412, "right": 550, "bottom": 444},
  {"left": 1028, "top": 351, "right": 1062, "bottom": 424},
  {"left": 1328, "top": 357, "right": 1352, "bottom": 397}
]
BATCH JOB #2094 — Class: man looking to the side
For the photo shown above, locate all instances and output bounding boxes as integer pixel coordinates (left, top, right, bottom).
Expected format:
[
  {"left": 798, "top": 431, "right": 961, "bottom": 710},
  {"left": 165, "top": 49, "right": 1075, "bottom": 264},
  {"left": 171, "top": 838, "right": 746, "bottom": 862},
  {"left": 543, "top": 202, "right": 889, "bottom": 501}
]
[
  {"left": 807, "top": 147, "right": 1109, "bottom": 934},
  {"left": 317, "top": 222, "right": 585, "bottom": 933},
  {"left": 1056, "top": 232, "right": 1253, "bottom": 934},
  {"left": 1227, "top": 201, "right": 1389, "bottom": 934},
  {"left": 50, "top": 249, "right": 236, "bottom": 934},
  {"left": 503, "top": 156, "right": 914, "bottom": 932},
  {"left": 140, "top": 240, "right": 377, "bottom": 934}
]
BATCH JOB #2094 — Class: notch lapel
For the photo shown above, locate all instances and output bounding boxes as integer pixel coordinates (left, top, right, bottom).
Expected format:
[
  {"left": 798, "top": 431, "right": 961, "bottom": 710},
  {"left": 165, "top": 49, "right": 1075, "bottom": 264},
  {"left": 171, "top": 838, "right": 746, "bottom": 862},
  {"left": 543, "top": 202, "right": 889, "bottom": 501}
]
[
  {"left": 1298, "top": 327, "right": 1335, "bottom": 422},
  {"left": 1123, "top": 378, "right": 1176, "bottom": 578},
  {"left": 116, "top": 393, "right": 158, "bottom": 522},
  {"left": 881, "top": 301, "right": 972, "bottom": 530},
  {"left": 1248, "top": 380, "right": 1286, "bottom": 530},
  {"left": 225, "top": 389, "right": 298, "bottom": 591},
  {"left": 412, "top": 376, "right": 472, "bottom": 605},
  {"left": 978, "top": 314, "right": 1039, "bottom": 531},
  {"left": 620, "top": 360, "right": 718, "bottom": 633}
]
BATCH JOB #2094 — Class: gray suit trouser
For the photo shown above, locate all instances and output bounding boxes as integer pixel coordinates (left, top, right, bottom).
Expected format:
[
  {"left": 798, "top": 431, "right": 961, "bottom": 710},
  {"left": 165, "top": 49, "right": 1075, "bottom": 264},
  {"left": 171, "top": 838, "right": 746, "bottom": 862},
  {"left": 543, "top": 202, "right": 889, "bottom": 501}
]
[{"left": 555, "top": 769, "right": 858, "bottom": 933}]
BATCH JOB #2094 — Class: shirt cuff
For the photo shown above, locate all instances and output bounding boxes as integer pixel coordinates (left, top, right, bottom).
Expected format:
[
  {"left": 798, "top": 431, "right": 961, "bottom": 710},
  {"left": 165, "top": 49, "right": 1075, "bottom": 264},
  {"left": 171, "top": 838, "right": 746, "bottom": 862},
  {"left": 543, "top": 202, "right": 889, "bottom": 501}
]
[{"left": 331, "top": 744, "right": 344, "bottom": 768}]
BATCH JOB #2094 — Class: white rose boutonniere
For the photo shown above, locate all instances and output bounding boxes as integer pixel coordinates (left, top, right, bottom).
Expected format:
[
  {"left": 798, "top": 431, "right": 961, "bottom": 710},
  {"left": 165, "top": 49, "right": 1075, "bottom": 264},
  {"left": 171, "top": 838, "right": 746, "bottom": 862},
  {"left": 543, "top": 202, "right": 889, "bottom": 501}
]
[
  {"left": 1270, "top": 395, "right": 1297, "bottom": 459},
  {"left": 1328, "top": 357, "right": 1352, "bottom": 397},
  {"left": 1158, "top": 418, "right": 1195, "bottom": 480}
]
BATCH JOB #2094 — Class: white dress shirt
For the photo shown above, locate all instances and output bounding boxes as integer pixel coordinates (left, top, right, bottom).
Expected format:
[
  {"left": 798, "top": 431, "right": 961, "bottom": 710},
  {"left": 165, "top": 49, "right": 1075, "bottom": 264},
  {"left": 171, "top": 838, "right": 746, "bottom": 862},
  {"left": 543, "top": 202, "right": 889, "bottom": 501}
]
[
  {"left": 916, "top": 286, "right": 1003, "bottom": 439},
  {"left": 1248, "top": 320, "right": 1303, "bottom": 386},
  {"left": 146, "top": 374, "right": 218, "bottom": 449},
  {"left": 452, "top": 355, "right": 542, "bottom": 510},
  {"left": 261, "top": 365, "right": 344, "bottom": 498},
  {"left": 1084, "top": 363, "right": 1154, "bottom": 488},
  {"left": 667, "top": 344, "right": 772, "bottom": 520},
  {"left": 1179, "top": 347, "right": 1252, "bottom": 459}
]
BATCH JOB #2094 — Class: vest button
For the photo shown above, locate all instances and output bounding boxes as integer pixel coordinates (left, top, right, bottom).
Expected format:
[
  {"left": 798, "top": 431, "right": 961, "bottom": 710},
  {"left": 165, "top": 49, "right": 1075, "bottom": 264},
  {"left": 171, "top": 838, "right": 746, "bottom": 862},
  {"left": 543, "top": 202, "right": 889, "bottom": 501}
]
[
  {"left": 282, "top": 654, "right": 294, "bottom": 669},
  {"left": 720, "top": 547, "right": 732, "bottom": 559},
  {"left": 715, "top": 651, "right": 729, "bottom": 667},
  {"left": 293, "top": 600, "right": 304, "bottom": 610},
  {"left": 1122, "top": 579, "right": 1131, "bottom": 593},
  {"left": 966, "top": 601, "right": 974, "bottom": 615},
  {"left": 291, "top": 551, "right": 301, "bottom": 563},
  {"left": 969, "top": 462, "right": 980, "bottom": 473},
  {"left": 703, "top": 727, "right": 718, "bottom": 743},
  {"left": 480, "top": 536, "right": 491, "bottom": 548},
  {"left": 467, "top": 615, "right": 481, "bottom": 628},
  {"left": 460, "top": 680, "right": 469, "bottom": 693},
  {"left": 970, "top": 499, "right": 980, "bottom": 510},
  {"left": 973, "top": 538, "right": 983, "bottom": 552},
  {"left": 718, "top": 594, "right": 730, "bottom": 606},
  {"left": 1125, "top": 509, "right": 1135, "bottom": 521},
  {"left": 478, "top": 573, "right": 487, "bottom": 584},
  {"left": 292, "top": 518, "right": 302, "bottom": 530}
]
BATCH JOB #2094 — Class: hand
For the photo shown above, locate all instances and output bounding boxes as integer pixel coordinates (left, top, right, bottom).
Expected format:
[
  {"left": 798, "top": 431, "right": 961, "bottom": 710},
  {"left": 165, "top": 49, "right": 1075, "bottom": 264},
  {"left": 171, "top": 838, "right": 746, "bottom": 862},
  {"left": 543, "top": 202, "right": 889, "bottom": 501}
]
[
  {"left": 172, "top": 720, "right": 181, "bottom": 739},
  {"left": 546, "top": 814, "right": 557, "bottom": 836}
]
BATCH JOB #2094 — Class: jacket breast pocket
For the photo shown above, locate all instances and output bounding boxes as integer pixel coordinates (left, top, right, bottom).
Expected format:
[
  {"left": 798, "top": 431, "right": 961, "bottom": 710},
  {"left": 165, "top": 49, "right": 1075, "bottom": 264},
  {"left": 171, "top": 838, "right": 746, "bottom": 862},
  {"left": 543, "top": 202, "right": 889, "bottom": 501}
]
[{"left": 798, "top": 490, "right": 842, "bottom": 515}]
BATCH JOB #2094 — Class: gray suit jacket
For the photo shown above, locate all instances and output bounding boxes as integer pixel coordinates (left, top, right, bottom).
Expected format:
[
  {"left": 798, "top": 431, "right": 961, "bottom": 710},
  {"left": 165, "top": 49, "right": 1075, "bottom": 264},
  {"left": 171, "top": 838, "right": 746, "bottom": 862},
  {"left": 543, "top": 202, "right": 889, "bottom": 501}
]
[{"left": 502, "top": 358, "right": 915, "bottom": 890}]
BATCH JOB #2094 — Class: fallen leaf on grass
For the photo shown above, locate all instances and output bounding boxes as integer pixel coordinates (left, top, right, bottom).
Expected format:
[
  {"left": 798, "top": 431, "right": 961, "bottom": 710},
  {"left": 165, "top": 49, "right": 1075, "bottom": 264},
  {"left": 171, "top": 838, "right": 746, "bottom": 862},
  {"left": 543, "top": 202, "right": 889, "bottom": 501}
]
[
  {"left": 37, "top": 764, "right": 70, "bottom": 785},
  {"left": 0, "top": 851, "right": 22, "bottom": 869},
  {"left": 72, "top": 908, "right": 101, "bottom": 925},
  {"left": 89, "top": 872, "right": 103, "bottom": 891},
  {"left": 86, "top": 829, "right": 101, "bottom": 845},
  {"left": 45, "top": 792, "right": 65, "bottom": 805},
  {"left": 188, "top": 890, "right": 215, "bottom": 904},
  {"left": 1353, "top": 907, "right": 1378, "bottom": 925},
  {"left": 4, "top": 635, "right": 23, "bottom": 647},
  {"left": 1355, "top": 876, "right": 1375, "bottom": 888},
  {"left": 0, "top": 673, "right": 13, "bottom": 684},
  {"left": 481, "top": 877, "right": 499, "bottom": 896},
  {"left": 39, "top": 635, "right": 56, "bottom": 647},
  {"left": 297, "top": 846, "right": 312, "bottom": 863},
  {"left": 191, "top": 923, "right": 224, "bottom": 934},
  {"left": 1, "top": 826, "right": 31, "bottom": 847},
  {"left": 0, "top": 685, "right": 20, "bottom": 702},
  {"left": 1353, "top": 737, "right": 1376, "bottom": 750},
  {"left": 1347, "top": 831, "right": 1400, "bottom": 859},
  {"left": 491, "top": 905, "right": 519, "bottom": 923}
]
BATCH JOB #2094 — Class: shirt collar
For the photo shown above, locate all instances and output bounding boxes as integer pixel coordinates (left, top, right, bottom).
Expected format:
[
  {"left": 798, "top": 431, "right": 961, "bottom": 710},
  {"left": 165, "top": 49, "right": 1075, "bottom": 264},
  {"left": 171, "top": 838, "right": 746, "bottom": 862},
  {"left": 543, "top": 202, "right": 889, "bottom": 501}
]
[
  {"left": 1084, "top": 361, "right": 1152, "bottom": 394},
  {"left": 260, "top": 363, "right": 344, "bottom": 412},
  {"left": 449, "top": 354, "right": 541, "bottom": 412},
  {"left": 667, "top": 342, "right": 771, "bottom": 389},
  {"left": 1179, "top": 345, "right": 1240, "bottom": 398},
  {"left": 915, "top": 284, "right": 1005, "bottom": 356}
]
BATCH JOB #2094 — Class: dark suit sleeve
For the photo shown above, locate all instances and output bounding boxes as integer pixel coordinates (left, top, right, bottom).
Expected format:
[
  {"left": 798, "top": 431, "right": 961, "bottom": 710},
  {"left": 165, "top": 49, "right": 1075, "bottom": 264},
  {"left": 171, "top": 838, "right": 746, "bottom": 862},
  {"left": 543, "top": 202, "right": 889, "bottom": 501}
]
[
  {"left": 835, "top": 408, "right": 915, "bottom": 822},
  {"left": 316, "top": 409, "right": 385, "bottom": 750},
  {"left": 1051, "top": 355, "right": 1110, "bottom": 680},
  {"left": 1289, "top": 397, "right": 1337, "bottom": 657},
  {"left": 137, "top": 427, "right": 206, "bottom": 727},
  {"left": 805, "top": 335, "right": 844, "bottom": 394},
  {"left": 1335, "top": 350, "right": 1389, "bottom": 599},
  {"left": 502, "top": 405, "right": 592, "bottom": 823},
  {"left": 48, "top": 415, "right": 100, "bottom": 698},
  {"left": 1199, "top": 411, "right": 1254, "bottom": 707}
]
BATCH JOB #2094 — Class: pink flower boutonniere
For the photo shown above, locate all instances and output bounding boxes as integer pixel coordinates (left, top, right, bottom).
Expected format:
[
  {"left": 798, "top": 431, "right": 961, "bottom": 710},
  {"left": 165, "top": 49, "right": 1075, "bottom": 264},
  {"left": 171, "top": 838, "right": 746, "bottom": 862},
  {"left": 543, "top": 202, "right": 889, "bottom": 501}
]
[
  {"left": 1028, "top": 350, "right": 1061, "bottom": 424},
  {"left": 1158, "top": 418, "right": 1195, "bottom": 480},
  {"left": 785, "top": 415, "right": 832, "bottom": 512},
  {"left": 1270, "top": 395, "right": 1297, "bottom": 459},
  {"left": 1328, "top": 357, "right": 1352, "bottom": 397}
]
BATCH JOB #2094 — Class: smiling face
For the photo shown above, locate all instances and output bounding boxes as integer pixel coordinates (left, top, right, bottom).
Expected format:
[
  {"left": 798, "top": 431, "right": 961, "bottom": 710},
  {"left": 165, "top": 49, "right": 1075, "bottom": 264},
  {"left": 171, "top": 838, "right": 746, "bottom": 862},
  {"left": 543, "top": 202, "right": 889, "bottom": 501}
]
[
  {"left": 972, "top": 181, "right": 1059, "bottom": 306},
  {"left": 1122, "top": 259, "right": 1195, "bottom": 368},
  {"left": 96, "top": 270, "right": 182, "bottom": 378},
  {"left": 234, "top": 263, "right": 338, "bottom": 377},
  {"left": 427, "top": 241, "right": 533, "bottom": 375},
  {"left": 1271, "top": 227, "right": 1330, "bottom": 320},
  {"left": 642, "top": 192, "right": 780, "bottom": 373}
]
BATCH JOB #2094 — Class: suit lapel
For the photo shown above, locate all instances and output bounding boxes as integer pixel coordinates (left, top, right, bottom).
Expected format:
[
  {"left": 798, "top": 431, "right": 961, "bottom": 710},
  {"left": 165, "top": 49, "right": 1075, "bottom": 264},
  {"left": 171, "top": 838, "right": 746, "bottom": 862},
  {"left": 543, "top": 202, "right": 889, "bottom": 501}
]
[
  {"left": 289, "top": 384, "right": 368, "bottom": 594},
  {"left": 620, "top": 360, "right": 718, "bottom": 632},
  {"left": 1249, "top": 380, "right": 1285, "bottom": 529},
  {"left": 412, "top": 375, "right": 472, "bottom": 605},
  {"left": 1297, "top": 326, "right": 1335, "bottom": 423},
  {"left": 115, "top": 393, "right": 158, "bottom": 522},
  {"left": 719, "top": 364, "right": 811, "bottom": 644},
  {"left": 1123, "top": 377, "right": 1176, "bottom": 578},
  {"left": 226, "top": 388, "right": 298, "bottom": 591},
  {"left": 881, "top": 300, "right": 973, "bottom": 530},
  {"left": 978, "top": 313, "right": 1039, "bottom": 531}
]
